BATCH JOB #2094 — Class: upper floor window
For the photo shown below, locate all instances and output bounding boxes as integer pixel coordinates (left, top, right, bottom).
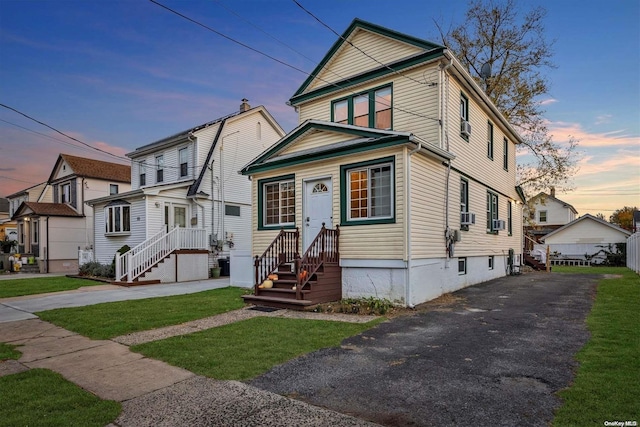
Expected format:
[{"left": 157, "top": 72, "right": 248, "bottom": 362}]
[
  {"left": 539, "top": 210, "right": 548, "bottom": 223},
  {"left": 61, "top": 183, "right": 71, "bottom": 203},
  {"left": 503, "top": 138, "right": 509, "bottom": 170},
  {"left": 331, "top": 85, "right": 392, "bottom": 130},
  {"left": 179, "top": 147, "right": 188, "bottom": 177},
  {"left": 487, "top": 121, "right": 494, "bottom": 160},
  {"left": 110, "top": 184, "right": 119, "bottom": 195},
  {"left": 139, "top": 161, "right": 146, "bottom": 186},
  {"left": 460, "top": 93, "right": 470, "bottom": 140},
  {"left": 32, "top": 220, "right": 39, "bottom": 244},
  {"left": 262, "top": 177, "right": 295, "bottom": 227},
  {"left": 508, "top": 201, "right": 513, "bottom": 236},
  {"left": 156, "top": 155, "right": 164, "bottom": 183}
]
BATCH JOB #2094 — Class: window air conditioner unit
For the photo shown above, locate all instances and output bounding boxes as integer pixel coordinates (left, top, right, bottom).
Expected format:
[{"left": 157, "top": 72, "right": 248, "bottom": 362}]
[
  {"left": 460, "top": 212, "right": 476, "bottom": 225},
  {"left": 461, "top": 120, "right": 472, "bottom": 137},
  {"left": 493, "top": 219, "right": 506, "bottom": 230}
]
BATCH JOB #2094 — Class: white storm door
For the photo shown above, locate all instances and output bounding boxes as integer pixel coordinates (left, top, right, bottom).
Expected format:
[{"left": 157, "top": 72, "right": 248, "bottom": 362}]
[{"left": 303, "top": 178, "right": 333, "bottom": 251}]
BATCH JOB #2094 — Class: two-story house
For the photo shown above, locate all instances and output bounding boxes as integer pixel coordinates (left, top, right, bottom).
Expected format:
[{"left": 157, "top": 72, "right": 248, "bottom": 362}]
[
  {"left": 87, "top": 101, "right": 285, "bottom": 283},
  {"left": 10, "top": 154, "right": 131, "bottom": 273},
  {"left": 524, "top": 187, "right": 578, "bottom": 245},
  {"left": 241, "top": 19, "right": 525, "bottom": 309}
]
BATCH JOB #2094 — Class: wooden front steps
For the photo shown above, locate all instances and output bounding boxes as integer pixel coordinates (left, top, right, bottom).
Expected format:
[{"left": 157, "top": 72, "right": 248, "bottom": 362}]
[
  {"left": 524, "top": 252, "right": 547, "bottom": 271},
  {"left": 242, "top": 263, "right": 342, "bottom": 311}
]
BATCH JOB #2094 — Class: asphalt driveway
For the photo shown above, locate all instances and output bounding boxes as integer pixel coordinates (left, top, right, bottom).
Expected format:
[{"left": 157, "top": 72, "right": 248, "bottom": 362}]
[{"left": 249, "top": 272, "right": 598, "bottom": 426}]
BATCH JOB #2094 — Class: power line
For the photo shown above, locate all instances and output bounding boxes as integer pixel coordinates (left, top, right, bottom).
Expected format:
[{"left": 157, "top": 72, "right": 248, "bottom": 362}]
[
  {"left": 0, "top": 175, "right": 40, "bottom": 185},
  {"left": 0, "top": 103, "right": 129, "bottom": 162},
  {"left": 150, "top": 0, "right": 440, "bottom": 123},
  {"left": 292, "top": 0, "right": 435, "bottom": 88}
]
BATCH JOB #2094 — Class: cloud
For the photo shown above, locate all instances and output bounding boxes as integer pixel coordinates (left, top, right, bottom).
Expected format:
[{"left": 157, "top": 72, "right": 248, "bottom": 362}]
[
  {"left": 539, "top": 98, "right": 558, "bottom": 106},
  {"left": 548, "top": 121, "right": 639, "bottom": 147},
  {"left": 595, "top": 114, "right": 613, "bottom": 125}
]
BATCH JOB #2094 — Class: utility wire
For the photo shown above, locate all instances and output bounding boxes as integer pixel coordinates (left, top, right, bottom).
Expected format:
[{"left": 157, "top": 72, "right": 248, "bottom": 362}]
[
  {"left": 292, "top": 0, "right": 435, "bottom": 88},
  {"left": 0, "top": 175, "right": 40, "bottom": 185},
  {"left": 0, "top": 103, "right": 128, "bottom": 162},
  {"left": 151, "top": 0, "right": 440, "bottom": 123}
]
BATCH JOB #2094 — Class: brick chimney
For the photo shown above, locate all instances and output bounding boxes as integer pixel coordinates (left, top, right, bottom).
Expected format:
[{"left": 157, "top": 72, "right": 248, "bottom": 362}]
[
  {"left": 550, "top": 187, "right": 556, "bottom": 198},
  {"left": 240, "top": 98, "right": 250, "bottom": 112}
]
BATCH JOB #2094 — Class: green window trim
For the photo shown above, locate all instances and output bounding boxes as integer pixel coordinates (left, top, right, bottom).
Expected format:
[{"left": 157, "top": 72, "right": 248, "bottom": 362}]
[
  {"left": 331, "top": 84, "right": 393, "bottom": 130},
  {"left": 486, "top": 190, "right": 498, "bottom": 234},
  {"left": 460, "top": 178, "right": 469, "bottom": 232},
  {"left": 508, "top": 200, "right": 513, "bottom": 236},
  {"left": 503, "top": 137, "right": 509, "bottom": 171},
  {"left": 257, "top": 174, "right": 296, "bottom": 230},
  {"left": 340, "top": 156, "right": 396, "bottom": 226}
]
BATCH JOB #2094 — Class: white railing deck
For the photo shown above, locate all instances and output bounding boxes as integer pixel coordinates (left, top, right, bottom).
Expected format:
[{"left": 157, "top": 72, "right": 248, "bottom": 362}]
[{"left": 116, "top": 227, "right": 207, "bottom": 282}]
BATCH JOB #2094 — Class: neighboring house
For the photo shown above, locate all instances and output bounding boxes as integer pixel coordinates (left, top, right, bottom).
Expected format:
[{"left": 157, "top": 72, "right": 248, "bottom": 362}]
[
  {"left": 86, "top": 101, "right": 285, "bottom": 283},
  {"left": 241, "top": 19, "right": 525, "bottom": 309},
  {"left": 540, "top": 214, "right": 631, "bottom": 265},
  {"left": 0, "top": 197, "right": 17, "bottom": 242},
  {"left": 6, "top": 182, "right": 50, "bottom": 218},
  {"left": 524, "top": 188, "right": 578, "bottom": 245},
  {"left": 10, "top": 154, "right": 131, "bottom": 273}
]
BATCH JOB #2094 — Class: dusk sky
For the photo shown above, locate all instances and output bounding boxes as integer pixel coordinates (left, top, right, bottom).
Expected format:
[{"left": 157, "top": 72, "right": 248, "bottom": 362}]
[{"left": 1, "top": 0, "right": 638, "bottom": 218}]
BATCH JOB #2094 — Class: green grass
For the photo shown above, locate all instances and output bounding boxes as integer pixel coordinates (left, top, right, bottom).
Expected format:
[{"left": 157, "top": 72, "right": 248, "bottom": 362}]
[
  {"left": 0, "top": 342, "right": 21, "bottom": 361},
  {"left": 37, "top": 287, "right": 247, "bottom": 339},
  {"left": 132, "top": 316, "right": 383, "bottom": 380},
  {"left": 0, "top": 369, "right": 121, "bottom": 427},
  {"left": 553, "top": 267, "right": 640, "bottom": 426},
  {"left": 552, "top": 265, "right": 631, "bottom": 275},
  {"left": 0, "top": 276, "right": 103, "bottom": 298}
]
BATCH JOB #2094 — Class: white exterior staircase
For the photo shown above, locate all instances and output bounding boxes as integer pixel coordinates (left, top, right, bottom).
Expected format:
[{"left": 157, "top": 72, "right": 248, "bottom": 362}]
[{"left": 115, "top": 226, "right": 208, "bottom": 283}]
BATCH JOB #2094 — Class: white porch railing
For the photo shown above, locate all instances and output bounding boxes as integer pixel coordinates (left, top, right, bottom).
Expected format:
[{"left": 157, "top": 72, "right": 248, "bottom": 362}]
[{"left": 115, "top": 227, "right": 207, "bottom": 282}]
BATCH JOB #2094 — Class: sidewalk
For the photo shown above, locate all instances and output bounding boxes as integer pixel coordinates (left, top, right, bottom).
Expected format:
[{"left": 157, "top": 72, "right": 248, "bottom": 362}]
[
  {"left": 0, "top": 312, "right": 378, "bottom": 426},
  {"left": 0, "top": 278, "right": 232, "bottom": 323}
]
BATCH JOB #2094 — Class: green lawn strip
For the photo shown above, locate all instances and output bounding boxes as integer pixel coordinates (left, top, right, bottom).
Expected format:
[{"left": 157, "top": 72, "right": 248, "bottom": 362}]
[
  {"left": 132, "top": 316, "right": 383, "bottom": 381},
  {"left": 0, "top": 342, "right": 21, "bottom": 361},
  {"left": 552, "top": 266, "right": 631, "bottom": 275},
  {"left": 553, "top": 268, "right": 640, "bottom": 426},
  {"left": 0, "top": 276, "right": 103, "bottom": 298},
  {"left": 37, "top": 287, "right": 246, "bottom": 339},
  {"left": 0, "top": 368, "right": 121, "bottom": 427}
]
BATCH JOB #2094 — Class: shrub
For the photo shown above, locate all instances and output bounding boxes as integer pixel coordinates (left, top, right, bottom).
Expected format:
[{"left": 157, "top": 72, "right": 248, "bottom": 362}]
[{"left": 79, "top": 261, "right": 115, "bottom": 278}]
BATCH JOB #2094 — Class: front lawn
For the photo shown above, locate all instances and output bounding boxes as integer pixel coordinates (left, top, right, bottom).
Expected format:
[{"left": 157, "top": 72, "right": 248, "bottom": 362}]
[
  {"left": 132, "top": 316, "right": 383, "bottom": 380},
  {"left": 37, "top": 287, "right": 246, "bottom": 339},
  {"left": 0, "top": 276, "right": 103, "bottom": 298},
  {"left": 0, "top": 369, "right": 120, "bottom": 427},
  {"left": 553, "top": 267, "right": 639, "bottom": 425}
]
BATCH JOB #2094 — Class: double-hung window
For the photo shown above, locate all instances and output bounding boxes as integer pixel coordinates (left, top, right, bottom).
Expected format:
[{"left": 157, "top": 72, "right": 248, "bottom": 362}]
[
  {"left": 503, "top": 138, "right": 509, "bottom": 170},
  {"left": 508, "top": 201, "right": 513, "bottom": 236},
  {"left": 105, "top": 202, "right": 131, "bottom": 234},
  {"left": 486, "top": 191, "right": 498, "bottom": 234},
  {"left": 110, "top": 184, "right": 119, "bottom": 195},
  {"left": 539, "top": 210, "right": 548, "bottom": 223},
  {"left": 156, "top": 155, "right": 164, "bottom": 183},
  {"left": 342, "top": 157, "right": 394, "bottom": 224},
  {"left": 460, "top": 93, "right": 469, "bottom": 140},
  {"left": 460, "top": 178, "right": 469, "bottom": 231},
  {"left": 260, "top": 176, "right": 295, "bottom": 228},
  {"left": 331, "top": 85, "right": 392, "bottom": 130},
  {"left": 139, "top": 161, "right": 146, "bottom": 186},
  {"left": 179, "top": 147, "right": 188, "bottom": 177},
  {"left": 487, "top": 121, "right": 494, "bottom": 159},
  {"left": 61, "top": 183, "right": 71, "bottom": 203}
]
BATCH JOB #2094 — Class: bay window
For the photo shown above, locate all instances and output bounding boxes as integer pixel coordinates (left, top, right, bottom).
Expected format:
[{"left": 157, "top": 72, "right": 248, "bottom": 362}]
[{"left": 105, "top": 202, "right": 131, "bottom": 234}]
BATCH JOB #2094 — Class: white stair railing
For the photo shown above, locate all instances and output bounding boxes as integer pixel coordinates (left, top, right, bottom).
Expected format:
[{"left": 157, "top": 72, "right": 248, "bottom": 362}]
[{"left": 115, "top": 227, "right": 207, "bottom": 282}]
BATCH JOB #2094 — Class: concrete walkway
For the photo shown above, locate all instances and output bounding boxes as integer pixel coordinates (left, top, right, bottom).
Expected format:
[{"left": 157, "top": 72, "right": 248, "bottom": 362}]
[
  {"left": 0, "top": 277, "right": 233, "bottom": 323},
  {"left": 0, "top": 277, "right": 380, "bottom": 425}
]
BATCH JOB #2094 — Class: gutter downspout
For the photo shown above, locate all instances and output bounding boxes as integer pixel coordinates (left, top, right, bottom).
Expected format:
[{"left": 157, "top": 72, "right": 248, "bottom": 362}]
[
  {"left": 441, "top": 58, "right": 454, "bottom": 267},
  {"left": 406, "top": 137, "right": 424, "bottom": 308},
  {"left": 45, "top": 216, "right": 49, "bottom": 273}
]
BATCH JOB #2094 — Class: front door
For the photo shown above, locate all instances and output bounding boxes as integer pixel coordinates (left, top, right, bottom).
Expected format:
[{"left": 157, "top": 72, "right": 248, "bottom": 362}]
[
  {"left": 164, "top": 203, "right": 188, "bottom": 230},
  {"left": 303, "top": 178, "right": 333, "bottom": 251}
]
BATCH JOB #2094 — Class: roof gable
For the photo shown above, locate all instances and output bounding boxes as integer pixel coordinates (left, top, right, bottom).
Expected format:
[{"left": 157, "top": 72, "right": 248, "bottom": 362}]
[
  {"left": 13, "top": 202, "right": 82, "bottom": 218},
  {"left": 530, "top": 192, "right": 578, "bottom": 215},
  {"left": 48, "top": 154, "right": 131, "bottom": 183},
  {"left": 241, "top": 120, "right": 453, "bottom": 175},
  {"left": 541, "top": 214, "right": 631, "bottom": 242},
  {"left": 290, "top": 18, "right": 445, "bottom": 104}
]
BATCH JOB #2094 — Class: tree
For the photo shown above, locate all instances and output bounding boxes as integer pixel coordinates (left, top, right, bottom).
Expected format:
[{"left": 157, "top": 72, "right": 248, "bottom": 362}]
[
  {"left": 435, "top": 0, "right": 580, "bottom": 195},
  {"left": 609, "top": 206, "right": 637, "bottom": 232}
]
